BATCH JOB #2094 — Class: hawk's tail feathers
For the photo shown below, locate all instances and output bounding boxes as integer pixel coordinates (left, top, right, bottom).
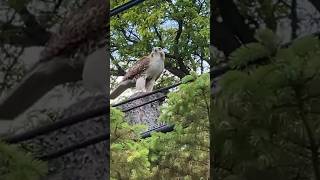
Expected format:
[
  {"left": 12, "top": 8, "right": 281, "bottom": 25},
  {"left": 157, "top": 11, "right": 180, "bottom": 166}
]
[{"left": 110, "top": 80, "right": 135, "bottom": 99}]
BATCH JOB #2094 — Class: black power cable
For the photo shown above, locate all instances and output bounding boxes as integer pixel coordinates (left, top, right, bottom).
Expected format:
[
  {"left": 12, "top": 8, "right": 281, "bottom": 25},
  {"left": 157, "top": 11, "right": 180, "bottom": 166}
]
[
  {"left": 141, "top": 124, "right": 174, "bottom": 138},
  {"left": 3, "top": 81, "right": 185, "bottom": 144},
  {"left": 39, "top": 133, "right": 109, "bottom": 160},
  {"left": 2, "top": 82, "right": 186, "bottom": 144},
  {"left": 111, "top": 79, "right": 192, "bottom": 107},
  {"left": 111, "top": 0, "right": 146, "bottom": 17},
  {"left": 3, "top": 105, "right": 108, "bottom": 143},
  {"left": 39, "top": 124, "right": 174, "bottom": 160},
  {"left": 122, "top": 95, "right": 167, "bottom": 112}
]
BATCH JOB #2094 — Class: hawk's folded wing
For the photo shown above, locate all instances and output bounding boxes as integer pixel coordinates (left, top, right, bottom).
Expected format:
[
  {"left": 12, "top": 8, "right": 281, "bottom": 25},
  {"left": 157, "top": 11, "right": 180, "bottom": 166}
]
[{"left": 122, "top": 56, "right": 150, "bottom": 81}]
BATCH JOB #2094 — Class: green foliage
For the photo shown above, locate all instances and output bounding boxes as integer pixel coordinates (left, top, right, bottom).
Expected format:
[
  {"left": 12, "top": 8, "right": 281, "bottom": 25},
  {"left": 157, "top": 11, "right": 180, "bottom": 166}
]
[
  {"left": 110, "top": 73, "right": 210, "bottom": 179},
  {"left": 110, "top": 1, "right": 210, "bottom": 177},
  {"left": 254, "top": 28, "right": 280, "bottom": 52},
  {"left": 213, "top": 29, "right": 320, "bottom": 180},
  {"left": 153, "top": 73, "right": 210, "bottom": 178},
  {"left": 229, "top": 29, "right": 280, "bottom": 69},
  {"left": 110, "top": 107, "right": 151, "bottom": 179},
  {"left": 181, "top": 71, "right": 198, "bottom": 83},
  {"left": 0, "top": 141, "right": 47, "bottom": 180},
  {"left": 229, "top": 43, "right": 270, "bottom": 69},
  {"left": 110, "top": 0, "right": 209, "bottom": 87}
]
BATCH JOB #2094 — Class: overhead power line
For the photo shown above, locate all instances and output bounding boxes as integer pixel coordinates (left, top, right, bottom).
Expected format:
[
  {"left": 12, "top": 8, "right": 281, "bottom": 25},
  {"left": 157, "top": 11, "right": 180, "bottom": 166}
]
[
  {"left": 39, "top": 133, "right": 109, "bottom": 160},
  {"left": 110, "top": 0, "right": 146, "bottom": 17},
  {"left": 122, "top": 95, "right": 167, "bottom": 112},
  {"left": 39, "top": 124, "right": 174, "bottom": 160},
  {"left": 2, "top": 79, "right": 190, "bottom": 144},
  {"left": 141, "top": 124, "right": 175, "bottom": 138},
  {"left": 3, "top": 105, "right": 108, "bottom": 143},
  {"left": 111, "top": 79, "right": 193, "bottom": 107},
  {"left": 2, "top": 0, "right": 200, "bottom": 160}
]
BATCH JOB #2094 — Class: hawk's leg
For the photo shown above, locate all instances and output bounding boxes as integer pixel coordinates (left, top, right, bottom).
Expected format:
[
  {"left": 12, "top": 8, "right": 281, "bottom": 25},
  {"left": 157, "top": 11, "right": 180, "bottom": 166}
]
[
  {"left": 146, "top": 78, "right": 156, "bottom": 92},
  {"left": 136, "top": 77, "right": 147, "bottom": 92}
]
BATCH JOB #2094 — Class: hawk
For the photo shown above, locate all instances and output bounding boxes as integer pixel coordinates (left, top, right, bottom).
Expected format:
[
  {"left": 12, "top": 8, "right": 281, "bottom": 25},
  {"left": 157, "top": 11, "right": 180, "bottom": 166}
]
[
  {"left": 0, "top": 0, "right": 108, "bottom": 119},
  {"left": 40, "top": 0, "right": 108, "bottom": 62},
  {"left": 110, "top": 47, "right": 165, "bottom": 99}
]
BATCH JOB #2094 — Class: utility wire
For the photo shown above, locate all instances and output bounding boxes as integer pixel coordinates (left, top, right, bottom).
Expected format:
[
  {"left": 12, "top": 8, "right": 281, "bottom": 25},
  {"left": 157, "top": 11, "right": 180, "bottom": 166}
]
[
  {"left": 111, "top": 0, "right": 146, "bottom": 17},
  {"left": 141, "top": 124, "right": 174, "bottom": 138},
  {"left": 112, "top": 79, "right": 191, "bottom": 107},
  {"left": 3, "top": 76, "right": 198, "bottom": 144},
  {"left": 38, "top": 133, "right": 109, "bottom": 160},
  {"left": 34, "top": 32, "right": 320, "bottom": 160},
  {"left": 3, "top": 105, "right": 108, "bottom": 143},
  {"left": 23, "top": 24, "right": 320, "bottom": 160},
  {"left": 3, "top": 81, "right": 184, "bottom": 144},
  {"left": 122, "top": 95, "right": 167, "bottom": 112},
  {"left": 38, "top": 124, "right": 174, "bottom": 160}
]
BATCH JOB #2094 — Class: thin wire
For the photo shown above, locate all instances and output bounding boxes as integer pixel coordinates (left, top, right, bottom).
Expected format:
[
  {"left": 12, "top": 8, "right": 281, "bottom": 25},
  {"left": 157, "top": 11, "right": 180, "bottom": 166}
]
[
  {"left": 122, "top": 95, "right": 167, "bottom": 112},
  {"left": 38, "top": 124, "right": 174, "bottom": 160},
  {"left": 110, "top": 0, "right": 146, "bottom": 17},
  {"left": 3, "top": 77, "right": 197, "bottom": 144},
  {"left": 38, "top": 133, "right": 109, "bottom": 160},
  {"left": 112, "top": 80, "right": 188, "bottom": 107},
  {"left": 3, "top": 105, "right": 108, "bottom": 143}
]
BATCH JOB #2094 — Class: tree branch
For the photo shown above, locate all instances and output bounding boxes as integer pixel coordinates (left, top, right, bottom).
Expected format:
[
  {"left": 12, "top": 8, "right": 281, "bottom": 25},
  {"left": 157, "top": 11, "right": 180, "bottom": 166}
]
[
  {"left": 153, "top": 25, "right": 162, "bottom": 42},
  {"left": 211, "top": 0, "right": 255, "bottom": 57},
  {"left": 308, "top": 0, "right": 320, "bottom": 14},
  {"left": 172, "top": 19, "right": 189, "bottom": 76},
  {"left": 164, "top": 62, "right": 187, "bottom": 79},
  {"left": 110, "top": 55, "right": 126, "bottom": 76},
  {"left": 291, "top": 0, "right": 298, "bottom": 40},
  {"left": 0, "top": 23, "right": 48, "bottom": 46},
  {"left": 7, "top": 1, "right": 50, "bottom": 45},
  {"left": 120, "top": 28, "right": 138, "bottom": 43},
  {"left": 0, "top": 57, "right": 84, "bottom": 120},
  {"left": 295, "top": 86, "right": 320, "bottom": 180},
  {"left": 174, "top": 19, "right": 183, "bottom": 46},
  {"left": 0, "top": 1, "right": 50, "bottom": 46}
]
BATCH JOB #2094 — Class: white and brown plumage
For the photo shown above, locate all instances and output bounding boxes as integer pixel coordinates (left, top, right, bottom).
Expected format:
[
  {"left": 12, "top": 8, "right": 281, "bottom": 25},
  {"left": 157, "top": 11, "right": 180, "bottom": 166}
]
[
  {"left": 110, "top": 47, "right": 165, "bottom": 99},
  {"left": 0, "top": 0, "right": 108, "bottom": 119},
  {"left": 40, "top": 0, "right": 108, "bottom": 62}
]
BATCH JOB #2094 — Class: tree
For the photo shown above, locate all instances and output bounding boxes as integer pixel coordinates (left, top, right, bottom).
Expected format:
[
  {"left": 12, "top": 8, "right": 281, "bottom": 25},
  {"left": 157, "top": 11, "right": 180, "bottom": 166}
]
[
  {"left": 211, "top": 1, "right": 320, "bottom": 178},
  {"left": 110, "top": 1, "right": 210, "bottom": 177},
  {"left": 110, "top": 0, "right": 209, "bottom": 89},
  {"left": 212, "top": 29, "right": 320, "bottom": 180},
  {"left": 0, "top": 141, "right": 47, "bottom": 180},
  {"left": 111, "top": 73, "right": 210, "bottom": 179}
]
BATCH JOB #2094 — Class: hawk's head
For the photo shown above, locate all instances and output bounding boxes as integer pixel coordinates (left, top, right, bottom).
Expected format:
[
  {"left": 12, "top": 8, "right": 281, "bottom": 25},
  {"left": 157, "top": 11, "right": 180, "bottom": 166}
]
[{"left": 151, "top": 47, "right": 165, "bottom": 59}]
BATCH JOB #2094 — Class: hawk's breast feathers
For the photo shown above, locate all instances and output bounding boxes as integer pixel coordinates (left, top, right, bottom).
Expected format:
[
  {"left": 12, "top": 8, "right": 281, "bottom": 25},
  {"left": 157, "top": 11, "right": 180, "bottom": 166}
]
[
  {"left": 110, "top": 47, "right": 165, "bottom": 99},
  {"left": 122, "top": 48, "right": 165, "bottom": 82}
]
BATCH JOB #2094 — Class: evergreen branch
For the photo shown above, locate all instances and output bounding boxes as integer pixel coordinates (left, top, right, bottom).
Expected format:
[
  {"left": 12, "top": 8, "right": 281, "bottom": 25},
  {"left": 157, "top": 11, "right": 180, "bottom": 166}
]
[{"left": 294, "top": 86, "right": 320, "bottom": 180}]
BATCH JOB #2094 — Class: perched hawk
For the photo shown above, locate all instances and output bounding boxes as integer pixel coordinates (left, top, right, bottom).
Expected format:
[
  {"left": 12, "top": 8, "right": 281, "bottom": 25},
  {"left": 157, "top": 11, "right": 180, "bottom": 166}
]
[
  {"left": 110, "top": 47, "right": 165, "bottom": 99},
  {"left": 0, "top": 0, "right": 108, "bottom": 119}
]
